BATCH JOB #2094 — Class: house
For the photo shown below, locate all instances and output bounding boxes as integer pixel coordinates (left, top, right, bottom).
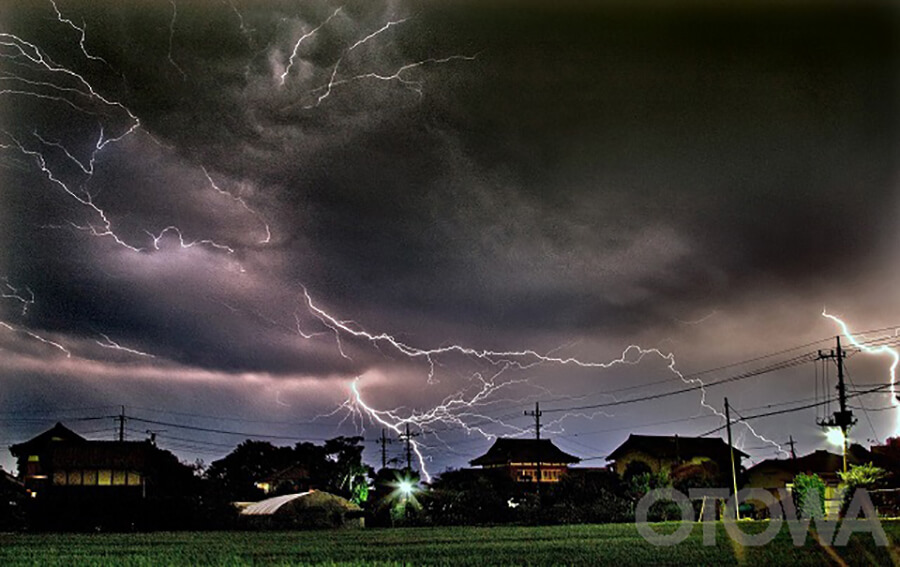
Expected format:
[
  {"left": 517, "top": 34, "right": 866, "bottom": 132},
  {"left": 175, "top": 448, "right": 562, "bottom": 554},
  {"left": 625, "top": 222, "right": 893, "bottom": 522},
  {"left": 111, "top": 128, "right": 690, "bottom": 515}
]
[
  {"left": 255, "top": 463, "right": 311, "bottom": 495},
  {"left": 746, "top": 444, "right": 885, "bottom": 492},
  {"left": 744, "top": 444, "right": 894, "bottom": 518},
  {"left": 10, "top": 423, "right": 150, "bottom": 498},
  {"left": 8, "top": 422, "right": 197, "bottom": 529},
  {"left": 606, "top": 434, "right": 748, "bottom": 479},
  {"left": 469, "top": 438, "right": 580, "bottom": 483}
]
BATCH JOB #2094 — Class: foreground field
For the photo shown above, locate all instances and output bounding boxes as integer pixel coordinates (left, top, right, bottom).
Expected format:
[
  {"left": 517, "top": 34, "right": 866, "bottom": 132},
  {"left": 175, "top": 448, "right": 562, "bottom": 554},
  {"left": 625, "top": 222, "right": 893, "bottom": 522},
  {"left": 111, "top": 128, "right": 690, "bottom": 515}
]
[{"left": 0, "top": 521, "right": 897, "bottom": 566}]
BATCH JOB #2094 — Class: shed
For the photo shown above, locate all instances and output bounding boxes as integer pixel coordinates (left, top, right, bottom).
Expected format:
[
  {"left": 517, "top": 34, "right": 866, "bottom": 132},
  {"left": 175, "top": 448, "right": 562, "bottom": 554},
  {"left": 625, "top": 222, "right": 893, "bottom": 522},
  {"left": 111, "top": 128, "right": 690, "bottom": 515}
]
[{"left": 240, "top": 490, "right": 364, "bottom": 529}]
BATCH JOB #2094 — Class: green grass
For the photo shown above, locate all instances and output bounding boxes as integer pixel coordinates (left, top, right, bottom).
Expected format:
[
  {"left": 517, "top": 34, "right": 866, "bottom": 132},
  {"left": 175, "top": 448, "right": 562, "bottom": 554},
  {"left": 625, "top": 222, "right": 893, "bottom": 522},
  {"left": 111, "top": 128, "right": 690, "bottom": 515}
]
[{"left": 0, "top": 521, "right": 897, "bottom": 566}]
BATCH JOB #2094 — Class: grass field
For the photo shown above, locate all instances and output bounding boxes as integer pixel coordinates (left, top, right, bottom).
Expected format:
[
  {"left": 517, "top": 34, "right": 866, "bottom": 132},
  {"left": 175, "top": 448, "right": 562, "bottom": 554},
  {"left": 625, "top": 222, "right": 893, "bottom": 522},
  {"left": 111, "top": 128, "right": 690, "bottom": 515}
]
[{"left": 0, "top": 521, "right": 897, "bottom": 566}]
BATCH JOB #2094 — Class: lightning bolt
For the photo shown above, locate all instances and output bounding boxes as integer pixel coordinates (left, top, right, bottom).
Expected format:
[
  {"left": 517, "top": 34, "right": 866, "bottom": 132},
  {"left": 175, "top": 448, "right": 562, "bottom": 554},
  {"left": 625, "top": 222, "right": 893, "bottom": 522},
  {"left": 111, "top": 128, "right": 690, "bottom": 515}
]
[
  {"left": 2, "top": 133, "right": 144, "bottom": 252},
  {"left": 305, "top": 53, "right": 478, "bottom": 109},
  {"left": 823, "top": 310, "right": 900, "bottom": 433},
  {"left": 145, "top": 226, "right": 235, "bottom": 255},
  {"left": 279, "top": 7, "right": 343, "bottom": 86},
  {"left": 3, "top": 19, "right": 247, "bottom": 257},
  {"left": 95, "top": 333, "right": 154, "bottom": 358},
  {"left": 201, "top": 166, "right": 271, "bottom": 244},
  {"left": 0, "top": 321, "right": 71, "bottom": 358},
  {"left": 49, "top": 0, "right": 110, "bottom": 66},
  {"left": 167, "top": 1, "right": 187, "bottom": 80},
  {"left": 1, "top": 278, "right": 35, "bottom": 316},
  {"left": 225, "top": 0, "right": 255, "bottom": 49},
  {"left": 300, "top": 288, "right": 786, "bottom": 478}
]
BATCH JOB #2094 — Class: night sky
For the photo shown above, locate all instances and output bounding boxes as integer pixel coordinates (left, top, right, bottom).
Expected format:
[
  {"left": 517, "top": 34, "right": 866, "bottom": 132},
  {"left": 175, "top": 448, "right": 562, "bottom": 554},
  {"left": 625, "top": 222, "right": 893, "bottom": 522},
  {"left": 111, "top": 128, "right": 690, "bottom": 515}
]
[{"left": 2, "top": 0, "right": 900, "bottom": 478}]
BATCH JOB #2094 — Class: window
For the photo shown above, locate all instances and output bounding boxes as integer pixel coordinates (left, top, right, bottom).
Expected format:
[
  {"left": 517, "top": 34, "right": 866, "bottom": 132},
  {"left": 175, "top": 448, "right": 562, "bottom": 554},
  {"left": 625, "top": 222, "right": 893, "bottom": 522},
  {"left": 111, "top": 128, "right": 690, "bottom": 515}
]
[
  {"left": 98, "top": 470, "right": 112, "bottom": 486},
  {"left": 126, "top": 471, "right": 142, "bottom": 486},
  {"left": 53, "top": 471, "right": 67, "bottom": 486},
  {"left": 112, "top": 470, "right": 126, "bottom": 486},
  {"left": 27, "top": 455, "right": 39, "bottom": 463},
  {"left": 83, "top": 470, "right": 97, "bottom": 485},
  {"left": 67, "top": 470, "right": 83, "bottom": 486}
]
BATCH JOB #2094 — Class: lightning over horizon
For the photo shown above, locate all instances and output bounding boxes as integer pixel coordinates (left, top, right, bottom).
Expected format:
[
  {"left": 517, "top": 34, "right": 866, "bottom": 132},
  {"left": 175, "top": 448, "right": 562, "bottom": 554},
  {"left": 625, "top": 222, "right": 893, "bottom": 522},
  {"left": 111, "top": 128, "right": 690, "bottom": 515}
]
[{"left": 1, "top": 0, "right": 898, "bottom": 480}]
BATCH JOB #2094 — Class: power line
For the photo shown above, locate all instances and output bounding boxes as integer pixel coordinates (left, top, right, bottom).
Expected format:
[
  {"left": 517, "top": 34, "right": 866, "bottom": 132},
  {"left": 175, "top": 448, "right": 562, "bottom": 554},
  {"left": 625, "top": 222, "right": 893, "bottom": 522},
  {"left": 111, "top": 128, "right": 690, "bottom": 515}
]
[
  {"left": 543, "top": 353, "right": 816, "bottom": 414},
  {"left": 126, "top": 404, "right": 350, "bottom": 428},
  {"left": 699, "top": 382, "right": 895, "bottom": 437},
  {"left": 127, "top": 416, "right": 350, "bottom": 442}
]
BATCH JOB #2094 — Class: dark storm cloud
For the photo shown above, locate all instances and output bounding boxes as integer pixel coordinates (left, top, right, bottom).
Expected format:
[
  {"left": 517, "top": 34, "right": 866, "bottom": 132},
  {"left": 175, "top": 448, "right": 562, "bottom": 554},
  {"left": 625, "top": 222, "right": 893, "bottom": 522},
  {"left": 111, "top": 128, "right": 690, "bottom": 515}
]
[
  {"left": 2, "top": 0, "right": 898, "bottom": 356},
  {"left": 2, "top": 0, "right": 900, "bottom": 472}
]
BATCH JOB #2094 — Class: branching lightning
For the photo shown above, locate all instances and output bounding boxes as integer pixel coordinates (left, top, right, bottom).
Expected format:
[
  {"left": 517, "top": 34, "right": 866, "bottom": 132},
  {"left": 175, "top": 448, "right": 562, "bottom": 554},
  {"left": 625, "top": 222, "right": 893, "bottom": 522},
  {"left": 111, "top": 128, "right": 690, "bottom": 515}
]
[
  {"left": 2, "top": 1, "right": 808, "bottom": 478},
  {"left": 305, "top": 53, "right": 478, "bottom": 109},
  {"left": 823, "top": 310, "right": 900, "bottom": 433},
  {"left": 300, "top": 288, "right": 786, "bottom": 478},
  {"left": 49, "top": 0, "right": 110, "bottom": 66},
  {"left": 1, "top": 278, "right": 35, "bottom": 316},
  {"left": 279, "top": 7, "right": 343, "bottom": 86},
  {"left": 201, "top": 166, "right": 271, "bottom": 244},
  {"left": 146, "top": 226, "right": 235, "bottom": 255}
]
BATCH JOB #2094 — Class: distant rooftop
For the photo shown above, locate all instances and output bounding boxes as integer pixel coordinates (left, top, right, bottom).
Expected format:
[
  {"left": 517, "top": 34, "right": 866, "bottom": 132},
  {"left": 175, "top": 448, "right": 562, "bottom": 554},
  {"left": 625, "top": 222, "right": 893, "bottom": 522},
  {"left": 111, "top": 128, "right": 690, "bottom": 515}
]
[
  {"left": 606, "top": 434, "right": 749, "bottom": 461},
  {"left": 470, "top": 438, "right": 580, "bottom": 467}
]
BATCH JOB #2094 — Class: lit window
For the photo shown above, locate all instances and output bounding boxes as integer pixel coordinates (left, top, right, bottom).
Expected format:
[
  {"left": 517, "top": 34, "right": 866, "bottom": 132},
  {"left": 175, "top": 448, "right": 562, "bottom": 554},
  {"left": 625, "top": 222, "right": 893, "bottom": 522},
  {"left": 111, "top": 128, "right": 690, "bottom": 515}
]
[
  {"left": 67, "top": 470, "right": 83, "bottom": 486},
  {"left": 83, "top": 470, "right": 97, "bottom": 485},
  {"left": 98, "top": 470, "right": 112, "bottom": 486},
  {"left": 27, "top": 455, "right": 39, "bottom": 463},
  {"left": 126, "top": 471, "right": 142, "bottom": 486},
  {"left": 112, "top": 470, "right": 126, "bottom": 485},
  {"left": 53, "top": 471, "right": 67, "bottom": 485}
]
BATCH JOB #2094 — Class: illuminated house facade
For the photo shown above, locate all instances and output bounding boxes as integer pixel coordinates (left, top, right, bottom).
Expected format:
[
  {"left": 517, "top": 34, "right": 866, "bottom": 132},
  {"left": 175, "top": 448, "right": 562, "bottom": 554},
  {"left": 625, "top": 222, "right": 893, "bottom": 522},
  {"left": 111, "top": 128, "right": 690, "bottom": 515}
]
[
  {"left": 469, "top": 438, "right": 580, "bottom": 483},
  {"left": 9, "top": 422, "right": 198, "bottom": 529},
  {"left": 10, "top": 423, "right": 149, "bottom": 498}
]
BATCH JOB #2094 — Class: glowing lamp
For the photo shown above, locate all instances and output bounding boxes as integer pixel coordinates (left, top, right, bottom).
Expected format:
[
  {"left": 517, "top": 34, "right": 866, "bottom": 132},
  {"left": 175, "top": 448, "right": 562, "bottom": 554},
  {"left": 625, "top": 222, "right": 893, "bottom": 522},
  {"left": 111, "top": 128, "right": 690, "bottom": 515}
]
[
  {"left": 824, "top": 427, "right": 845, "bottom": 447},
  {"left": 398, "top": 479, "right": 414, "bottom": 496}
]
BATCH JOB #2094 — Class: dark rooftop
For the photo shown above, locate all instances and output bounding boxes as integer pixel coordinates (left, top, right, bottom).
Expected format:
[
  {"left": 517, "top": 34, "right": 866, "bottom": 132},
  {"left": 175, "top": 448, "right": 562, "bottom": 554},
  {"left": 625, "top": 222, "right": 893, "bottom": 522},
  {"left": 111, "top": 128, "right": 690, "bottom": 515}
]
[
  {"left": 470, "top": 438, "right": 580, "bottom": 467},
  {"left": 606, "top": 434, "right": 749, "bottom": 461}
]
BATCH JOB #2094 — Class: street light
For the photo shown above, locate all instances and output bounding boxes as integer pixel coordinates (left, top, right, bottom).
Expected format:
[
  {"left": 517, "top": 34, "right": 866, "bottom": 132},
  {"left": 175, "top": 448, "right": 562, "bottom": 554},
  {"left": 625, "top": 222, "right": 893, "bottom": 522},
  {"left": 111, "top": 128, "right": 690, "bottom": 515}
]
[
  {"left": 390, "top": 475, "right": 419, "bottom": 523},
  {"left": 398, "top": 479, "right": 414, "bottom": 497},
  {"left": 825, "top": 427, "right": 845, "bottom": 448}
]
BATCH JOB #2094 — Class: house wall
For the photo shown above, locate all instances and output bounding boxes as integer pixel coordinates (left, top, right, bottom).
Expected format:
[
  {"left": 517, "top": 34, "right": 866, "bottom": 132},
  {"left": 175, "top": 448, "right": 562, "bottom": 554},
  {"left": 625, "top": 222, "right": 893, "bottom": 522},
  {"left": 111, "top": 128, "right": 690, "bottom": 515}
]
[
  {"left": 506, "top": 464, "right": 568, "bottom": 483},
  {"left": 613, "top": 451, "right": 723, "bottom": 477},
  {"left": 612, "top": 450, "right": 675, "bottom": 476}
]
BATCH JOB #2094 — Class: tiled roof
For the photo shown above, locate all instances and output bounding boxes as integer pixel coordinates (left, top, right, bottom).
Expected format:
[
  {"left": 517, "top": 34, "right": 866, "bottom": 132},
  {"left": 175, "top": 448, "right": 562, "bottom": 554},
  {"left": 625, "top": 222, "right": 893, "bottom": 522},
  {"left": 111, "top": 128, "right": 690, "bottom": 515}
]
[
  {"left": 606, "top": 434, "right": 749, "bottom": 461},
  {"left": 470, "top": 438, "right": 580, "bottom": 466}
]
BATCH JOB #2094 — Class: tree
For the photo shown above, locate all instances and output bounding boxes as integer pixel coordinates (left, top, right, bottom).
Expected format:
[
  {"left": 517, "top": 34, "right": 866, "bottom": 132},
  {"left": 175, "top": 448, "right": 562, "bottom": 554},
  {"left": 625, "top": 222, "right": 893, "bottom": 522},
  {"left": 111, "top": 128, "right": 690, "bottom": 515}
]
[
  {"left": 838, "top": 462, "right": 888, "bottom": 516},
  {"left": 205, "top": 440, "right": 296, "bottom": 501},
  {"left": 421, "top": 468, "right": 515, "bottom": 526},
  {"left": 204, "top": 437, "right": 372, "bottom": 504},
  {"left": 792, "top": 473, "right": 826, "bottom": 519},
  {"left": 322, "top": 436, "right": 372, "bottom": 504},
  {"left": 549, "top": 469, "right": 631, "bottom": 524}
]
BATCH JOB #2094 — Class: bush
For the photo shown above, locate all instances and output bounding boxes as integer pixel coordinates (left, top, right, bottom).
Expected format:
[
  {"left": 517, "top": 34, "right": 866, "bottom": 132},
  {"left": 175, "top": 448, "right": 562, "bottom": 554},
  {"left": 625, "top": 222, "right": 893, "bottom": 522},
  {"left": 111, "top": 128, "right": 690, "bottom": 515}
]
[
  {"left": 838, "top": 462, "right": 887, "bottom": 516},
  {"left": 792, "top": 473, "right": 826, "bottom": 519}
]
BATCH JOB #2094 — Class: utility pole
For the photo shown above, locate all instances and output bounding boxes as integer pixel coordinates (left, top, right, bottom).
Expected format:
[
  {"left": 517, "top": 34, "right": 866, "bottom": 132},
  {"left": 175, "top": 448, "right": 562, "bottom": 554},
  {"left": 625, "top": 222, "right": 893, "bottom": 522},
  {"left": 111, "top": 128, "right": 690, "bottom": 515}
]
[
  {"left": 376, "top": 429, "right": 393, "bottom": 470},
  {"left": 725, "top": 398, "right": 740, "bottom": 521},
  {"left": 817, "top": 336, "right": 856, "bottom": 473},
  {"left": 117, "top": 405, "right": 126, "bottom": 442},
  {"left": 787, "top": 435, "right": 797, "bottom": 474},
  {"left": 525, "top": 402, "right": 543, "bottom": 496},
  {"left": 145, "top": 429, "right": 165, "bottom": 446},
  {"left": 400, "top": 424, "right": 419, "bottom": 473}
]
